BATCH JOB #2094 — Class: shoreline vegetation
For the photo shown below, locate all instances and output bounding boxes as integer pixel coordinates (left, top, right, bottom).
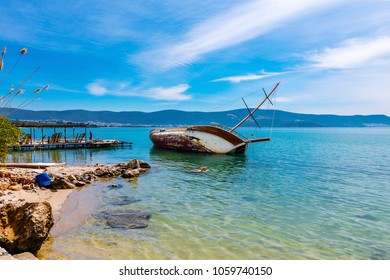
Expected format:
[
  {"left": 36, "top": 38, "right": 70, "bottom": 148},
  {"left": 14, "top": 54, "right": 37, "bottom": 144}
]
[{"left": 0, "top": 159, "right": 150, "bottom": 260}]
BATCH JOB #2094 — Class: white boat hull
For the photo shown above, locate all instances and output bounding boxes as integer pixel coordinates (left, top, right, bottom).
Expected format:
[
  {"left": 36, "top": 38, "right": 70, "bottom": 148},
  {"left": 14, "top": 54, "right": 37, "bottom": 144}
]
[{"left": 149, "top": 126, "right": 248, "bottom": 154}]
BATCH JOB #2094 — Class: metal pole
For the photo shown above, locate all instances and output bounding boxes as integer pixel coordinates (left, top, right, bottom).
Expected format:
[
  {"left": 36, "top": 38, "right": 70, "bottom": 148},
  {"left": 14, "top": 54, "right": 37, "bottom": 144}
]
[{"left": 229, "top": 82, "right": 280, "bottom": 132}]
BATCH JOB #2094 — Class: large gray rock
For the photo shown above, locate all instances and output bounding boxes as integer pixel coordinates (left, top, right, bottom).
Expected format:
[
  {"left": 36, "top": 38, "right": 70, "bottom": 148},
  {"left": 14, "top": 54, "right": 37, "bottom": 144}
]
[
  {"left": 94, "top": 167, "right": 112, "bottom": 177},
  {"left": 102, "top": 210, "right": 152, "bottom": 229},
  {"left": 107, "top": 196, "right": 141, "bottom": 205},
  {"left": 138, "top": 160, "right": 151, "bottom": 169},
  {"left": 126, "top": 159, "right": 139, "bottom": 169},
  {"left": 0, "top": 202, "right": 54, "bottom": 254},
  {"left": 121, "top": 169, "right": 140, "bottom": 178},
  {"left": 50, "top": 178, "right": 76, "bottom": 189}
]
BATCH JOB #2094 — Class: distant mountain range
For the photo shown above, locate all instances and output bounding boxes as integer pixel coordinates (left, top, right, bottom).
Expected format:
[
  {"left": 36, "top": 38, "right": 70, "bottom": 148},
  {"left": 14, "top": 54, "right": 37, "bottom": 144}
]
[{"left": 2, "top": 108, "right": 390, "bottom": 127}]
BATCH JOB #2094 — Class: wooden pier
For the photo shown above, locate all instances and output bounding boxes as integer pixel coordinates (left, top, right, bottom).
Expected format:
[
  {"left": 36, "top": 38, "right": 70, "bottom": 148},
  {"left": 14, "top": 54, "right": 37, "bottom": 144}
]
[
  {"left": 11, "top": 124, "right": 132, "bottom": 151},
  {"left": 12, "top": 139, "right": 132, "bottom": 151}
]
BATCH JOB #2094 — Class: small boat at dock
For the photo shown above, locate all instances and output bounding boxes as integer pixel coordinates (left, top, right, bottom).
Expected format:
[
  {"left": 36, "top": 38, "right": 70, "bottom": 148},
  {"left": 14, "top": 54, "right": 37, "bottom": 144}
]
[{"left": 149, "top": 82, "right": 280, "bottom": 154}]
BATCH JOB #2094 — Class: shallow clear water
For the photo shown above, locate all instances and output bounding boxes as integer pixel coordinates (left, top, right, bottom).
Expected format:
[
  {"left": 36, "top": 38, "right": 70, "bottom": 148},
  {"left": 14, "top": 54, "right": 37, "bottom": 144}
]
[{"left": 10, "top": 127, "right": 390, "bottom": 259}]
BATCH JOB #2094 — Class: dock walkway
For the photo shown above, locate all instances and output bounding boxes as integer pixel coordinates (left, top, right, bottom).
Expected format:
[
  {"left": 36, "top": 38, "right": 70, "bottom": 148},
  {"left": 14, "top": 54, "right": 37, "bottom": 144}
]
[
  {"left": 12, "top": 140, "right": 132, "bottom": 151},
  {"left": 11, "top": 124, "right": 132, "bottom": 151}
]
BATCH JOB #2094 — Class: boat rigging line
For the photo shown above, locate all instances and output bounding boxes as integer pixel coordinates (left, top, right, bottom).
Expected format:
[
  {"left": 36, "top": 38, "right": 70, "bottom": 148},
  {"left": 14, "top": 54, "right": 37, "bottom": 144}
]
[
  {"left": 241, "top": 97, "right": 261, "bottom": 129},
  {"left": 269, "top": 86, "right": 278, "bottom": 139},
  {"left": 229, "top": 82, "right": 280, "bottom": 133}
]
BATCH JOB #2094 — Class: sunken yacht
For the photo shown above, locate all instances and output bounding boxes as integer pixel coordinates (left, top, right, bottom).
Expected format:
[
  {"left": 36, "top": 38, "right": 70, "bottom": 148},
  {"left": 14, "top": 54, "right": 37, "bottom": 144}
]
[{"left": 149, "top": 82, "right": 280, "bottom": 154}]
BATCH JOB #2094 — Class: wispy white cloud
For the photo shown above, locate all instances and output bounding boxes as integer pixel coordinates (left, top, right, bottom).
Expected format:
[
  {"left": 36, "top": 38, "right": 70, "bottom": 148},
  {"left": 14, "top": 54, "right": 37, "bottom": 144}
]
[
  {"left": 212, "top": 70, "right": 285, "bottom": 83},
  {"left": 86, "top": 80, "right": 191, "bottom": 101},
  {"left": 49, "top": 84, "right": 84, "bottom": 94},
  {"left": 87, "top": 83, "right": 108, "bottom": 96},
  {"left": 274, "top": 97, "right": 293, "bottom": 103},
  {"left": 143, "top": 84, "right": 191, "bottom": 101},
  {"left": 86, "top": 80, "right": 128, "bottom": 97},
  {"left": 273, "top": 58, "right": 390, "bottom": 115},
  {"left": 134, "top": 0, "right": 343, "bottom": 69},
  {"left": 305, "top": 36, "right": 390, "bottom": 69}
]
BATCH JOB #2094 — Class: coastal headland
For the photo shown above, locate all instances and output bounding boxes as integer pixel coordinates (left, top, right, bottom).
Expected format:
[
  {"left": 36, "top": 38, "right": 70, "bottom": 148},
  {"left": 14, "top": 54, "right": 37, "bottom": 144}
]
[{"left": 0, "top": 159, "right": 150, "bottom": 260}]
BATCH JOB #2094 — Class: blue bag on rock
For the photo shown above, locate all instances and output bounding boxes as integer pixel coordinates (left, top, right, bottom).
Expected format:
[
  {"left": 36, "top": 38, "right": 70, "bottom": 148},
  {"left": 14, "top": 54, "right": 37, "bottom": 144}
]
[{"left": 35, "top": 172, "right": 52, "bottom": 187}]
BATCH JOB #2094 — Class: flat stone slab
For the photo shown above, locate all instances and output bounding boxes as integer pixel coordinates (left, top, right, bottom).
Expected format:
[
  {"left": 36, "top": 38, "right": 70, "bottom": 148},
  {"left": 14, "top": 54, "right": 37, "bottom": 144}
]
[
  {"left": 107, "top": 196, "right": 141, "bottom": 205},
  {"left": 104, "top": 210, "right": 152, "bottom": 229}
]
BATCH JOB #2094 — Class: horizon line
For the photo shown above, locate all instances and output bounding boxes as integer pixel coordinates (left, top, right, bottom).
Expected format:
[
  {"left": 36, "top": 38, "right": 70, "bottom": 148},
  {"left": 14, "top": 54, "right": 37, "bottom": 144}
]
[{"left": 1, "top": 107, "right": 389, "bottom": 118}]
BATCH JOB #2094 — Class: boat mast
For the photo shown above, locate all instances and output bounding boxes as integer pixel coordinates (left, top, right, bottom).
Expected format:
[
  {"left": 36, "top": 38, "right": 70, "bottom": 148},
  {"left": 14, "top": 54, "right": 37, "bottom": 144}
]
[{"left": 229, "top": 82, "right": 280, "bottom": 133}]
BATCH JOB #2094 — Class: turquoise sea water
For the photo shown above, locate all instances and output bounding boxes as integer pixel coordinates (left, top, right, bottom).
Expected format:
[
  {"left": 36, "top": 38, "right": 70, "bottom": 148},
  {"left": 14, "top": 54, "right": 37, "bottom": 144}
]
[{"left": 10, "top": 127, "right": 390, "bottom": 259}]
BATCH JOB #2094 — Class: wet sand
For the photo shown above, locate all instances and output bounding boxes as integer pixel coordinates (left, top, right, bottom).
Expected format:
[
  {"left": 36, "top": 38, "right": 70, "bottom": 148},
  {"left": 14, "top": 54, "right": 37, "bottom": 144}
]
[{"left": 1, "top": 187, "right": 74, "bottom": 220}]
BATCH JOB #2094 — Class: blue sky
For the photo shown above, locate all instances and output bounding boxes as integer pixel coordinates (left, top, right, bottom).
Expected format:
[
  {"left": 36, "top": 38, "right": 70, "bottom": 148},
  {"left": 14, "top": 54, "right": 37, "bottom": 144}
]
[{"left": 1, "top": 0, "right": 390, "bottom": 115}]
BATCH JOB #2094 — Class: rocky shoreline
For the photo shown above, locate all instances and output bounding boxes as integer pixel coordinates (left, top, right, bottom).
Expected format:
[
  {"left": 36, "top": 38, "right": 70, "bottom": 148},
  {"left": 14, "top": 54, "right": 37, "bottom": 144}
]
[{"left": 0, "top": 159, "right": 150, "bottom": 260}]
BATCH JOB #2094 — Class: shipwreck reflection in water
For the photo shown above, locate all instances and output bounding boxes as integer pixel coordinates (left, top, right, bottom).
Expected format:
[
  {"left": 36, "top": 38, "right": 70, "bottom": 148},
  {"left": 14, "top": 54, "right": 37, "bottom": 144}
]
[{"left": 149, "top": 147, "right": 248, "bottom": 185}]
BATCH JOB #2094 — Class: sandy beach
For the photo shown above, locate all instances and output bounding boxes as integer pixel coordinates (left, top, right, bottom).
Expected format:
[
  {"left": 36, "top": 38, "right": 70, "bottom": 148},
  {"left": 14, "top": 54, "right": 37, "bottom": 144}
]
[
  {"left": 0, "top": 170, "right": 71, "bottom": 260},
  {"left": 1, "top": 183, "right": 73, "bottom": 219},
  {"left": 1, "top": 165, "right": 99, "bottom": 216},
  {"left": 0, "top": 160, "right": 150, "bottom": 260},
  {"left": 1, "top": 160, "right": 150, "bottom": 211},
  {"left": 0, "top": 167, "right": 83, "bottom": 260}
]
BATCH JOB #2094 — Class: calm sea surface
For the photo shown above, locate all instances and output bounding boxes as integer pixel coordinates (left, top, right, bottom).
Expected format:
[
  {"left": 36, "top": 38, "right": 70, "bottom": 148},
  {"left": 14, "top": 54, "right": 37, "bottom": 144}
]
[{"left": 10, "top": 127, "right": 390, "bottom": 259}]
